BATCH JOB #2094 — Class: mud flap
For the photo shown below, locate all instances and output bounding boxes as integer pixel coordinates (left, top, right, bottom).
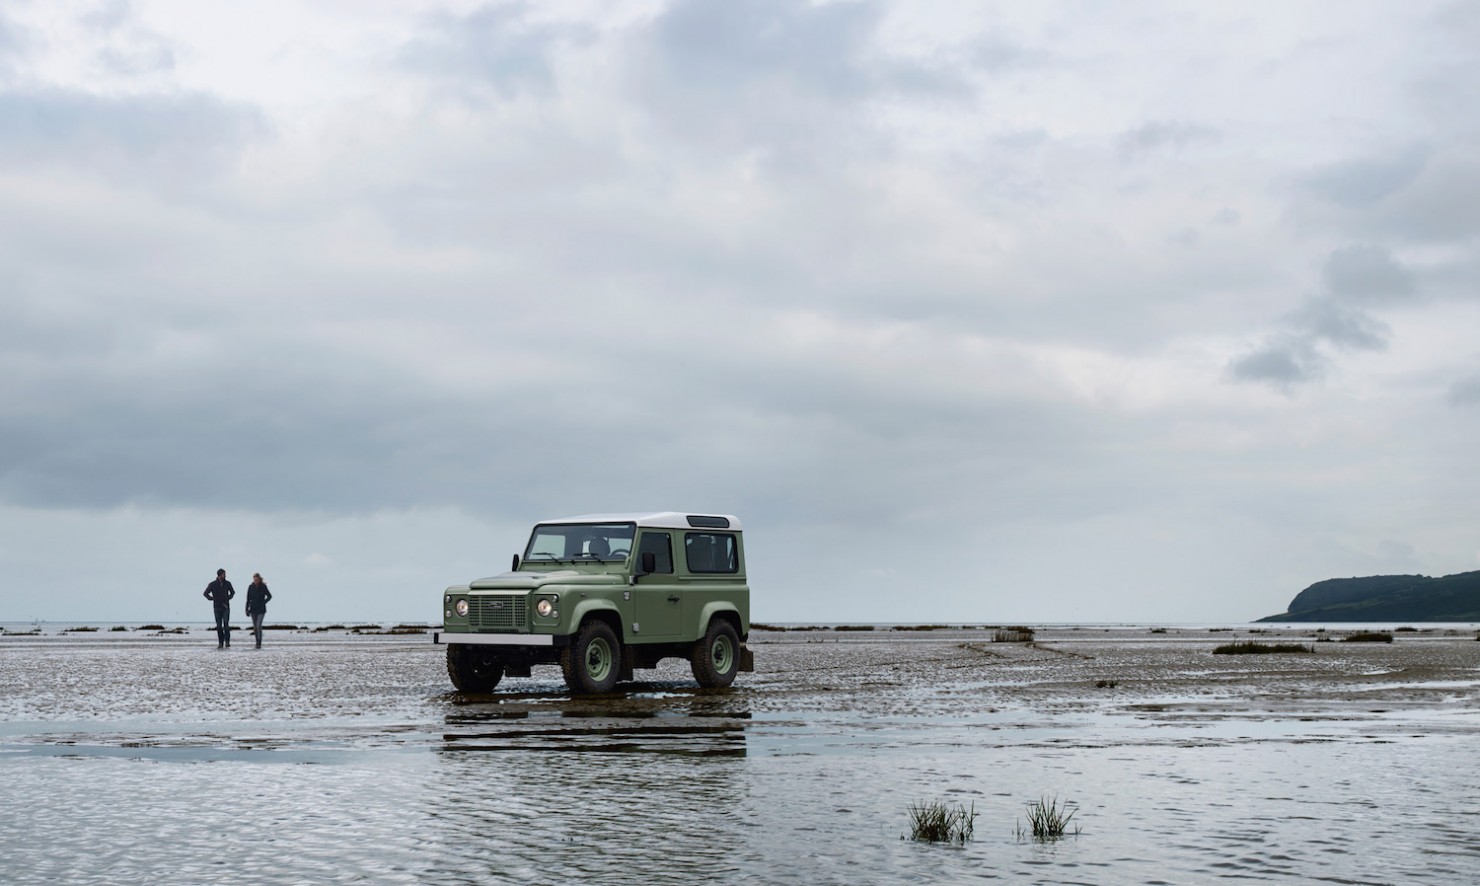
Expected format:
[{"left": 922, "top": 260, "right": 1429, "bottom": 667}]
[
  {"left": 738, "top": 643, "right": 754, "bottom": 673},
  {"left": 620, "top": 647, "right": 636, "bottom": 682}
]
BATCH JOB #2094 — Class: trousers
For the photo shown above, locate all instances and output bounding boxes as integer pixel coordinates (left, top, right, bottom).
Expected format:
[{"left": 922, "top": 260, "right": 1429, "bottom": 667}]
[{"left": 213, "top": 606, "right": 230, "bottom": 647}]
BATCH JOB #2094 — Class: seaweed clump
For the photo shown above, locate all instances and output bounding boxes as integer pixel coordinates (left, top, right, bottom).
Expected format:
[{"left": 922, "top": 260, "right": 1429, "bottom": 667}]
[{"left": 1212, "top": 641, "right": 1313, "bottom": 655}]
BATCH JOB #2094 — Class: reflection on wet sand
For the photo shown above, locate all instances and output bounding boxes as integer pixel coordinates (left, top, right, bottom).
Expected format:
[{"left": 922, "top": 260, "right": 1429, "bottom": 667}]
[{"left": 441, "top": 694, "right": 751, "bottom": 756}]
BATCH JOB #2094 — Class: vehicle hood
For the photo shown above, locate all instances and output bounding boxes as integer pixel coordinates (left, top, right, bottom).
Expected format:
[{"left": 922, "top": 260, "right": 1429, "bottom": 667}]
[{"left": 468, "top": 570, "right": 625, "bottom": 591}]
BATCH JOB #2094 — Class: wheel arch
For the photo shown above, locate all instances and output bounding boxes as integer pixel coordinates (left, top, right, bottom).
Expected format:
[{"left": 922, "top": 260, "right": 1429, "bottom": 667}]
[
  {"left": 695, "top": 602, "right": 745, "bottom": 642},
  {"left": 570, "top": 600, "right": 625, "bottom": 640}
]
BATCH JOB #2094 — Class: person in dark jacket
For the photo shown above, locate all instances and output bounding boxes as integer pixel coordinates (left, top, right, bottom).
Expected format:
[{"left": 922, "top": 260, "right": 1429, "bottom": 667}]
[
  {"left": 245, "top": 573, "right": 273, "bottom": 649},
  {"left": 203, "top": 569, "right": 235, "bottom": 648}
]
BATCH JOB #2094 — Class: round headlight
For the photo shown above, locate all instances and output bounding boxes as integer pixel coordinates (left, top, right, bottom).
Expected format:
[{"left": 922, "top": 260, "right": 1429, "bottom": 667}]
[
  {"left": 454, "top": 599, "right": 469, "bottom": 617},
  {"left": 536, "top": 599, "right": 555, "bottom": 618}
]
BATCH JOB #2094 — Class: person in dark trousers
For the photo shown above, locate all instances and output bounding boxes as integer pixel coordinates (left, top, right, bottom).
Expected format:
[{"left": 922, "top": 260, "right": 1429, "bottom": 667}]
[
  {"left": 203, "top": 568, "right": 235, "bottom": 648},
  {"left": 245, "top": 573, "right": 273, "bottom": 649}
]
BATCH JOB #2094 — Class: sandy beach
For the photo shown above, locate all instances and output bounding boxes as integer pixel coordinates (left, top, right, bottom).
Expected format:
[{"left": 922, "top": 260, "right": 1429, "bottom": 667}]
[{"left": 3, "top": 623, "right": 1478, "bottom": 884}]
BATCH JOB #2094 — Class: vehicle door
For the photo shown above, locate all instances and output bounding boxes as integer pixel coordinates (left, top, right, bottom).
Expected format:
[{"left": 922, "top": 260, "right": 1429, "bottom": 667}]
[{"left": 632, "top": 530, "right": 683, "bottom": 640}]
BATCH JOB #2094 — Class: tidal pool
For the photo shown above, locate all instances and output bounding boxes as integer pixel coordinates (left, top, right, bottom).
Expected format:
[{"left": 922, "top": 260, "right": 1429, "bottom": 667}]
[{"left": 2, "top": 625, "right": 1478, "bottom": 884}]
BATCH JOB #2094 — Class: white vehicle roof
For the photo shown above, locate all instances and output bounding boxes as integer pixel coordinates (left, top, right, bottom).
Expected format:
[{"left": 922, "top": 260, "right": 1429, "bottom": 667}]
[{"left": 538, "top": 512, "right": 742, "bottom": 531}]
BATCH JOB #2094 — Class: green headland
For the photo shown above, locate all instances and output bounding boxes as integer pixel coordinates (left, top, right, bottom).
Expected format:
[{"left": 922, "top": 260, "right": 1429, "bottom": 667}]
[{"left": 1258, "top": 571, "right": 1480, "bottom": 622}]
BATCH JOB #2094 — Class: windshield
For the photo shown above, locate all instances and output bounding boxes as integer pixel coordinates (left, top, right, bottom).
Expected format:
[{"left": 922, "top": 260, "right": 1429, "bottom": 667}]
[{"left": 523, "top": 522, "right": 636, "bottom": 563}]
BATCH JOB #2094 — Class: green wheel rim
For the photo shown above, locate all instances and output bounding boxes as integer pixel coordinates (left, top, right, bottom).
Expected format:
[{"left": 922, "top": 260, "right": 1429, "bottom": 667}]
[
  {"left": 586, "top": 637, "right": 613, "bottom": 682},
  {"left": 710, "top": 634, "right": 734, "bottom": 673}
]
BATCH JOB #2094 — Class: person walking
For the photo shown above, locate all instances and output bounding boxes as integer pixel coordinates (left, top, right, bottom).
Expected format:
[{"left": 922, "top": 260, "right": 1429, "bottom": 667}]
[
  {"left": 245, "top": 573, "right": 273, "bottom": 649},
  {"left": 203, "top": 568, "right": 235, "bottom": 648}
]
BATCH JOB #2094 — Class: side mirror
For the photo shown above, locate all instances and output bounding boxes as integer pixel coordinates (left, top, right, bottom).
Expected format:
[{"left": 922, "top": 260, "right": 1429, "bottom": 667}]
[
  {"left": 641, "top": 552, "right": 656, "bottom": 575},
  {"left": 511, "top": 554, "right": 520, "bottom": 572}
]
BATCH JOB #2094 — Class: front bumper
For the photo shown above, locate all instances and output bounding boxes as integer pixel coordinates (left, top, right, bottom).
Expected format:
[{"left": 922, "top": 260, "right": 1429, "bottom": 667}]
[{"left": 433, "top": 630, "right": 559, "bottom": 647}]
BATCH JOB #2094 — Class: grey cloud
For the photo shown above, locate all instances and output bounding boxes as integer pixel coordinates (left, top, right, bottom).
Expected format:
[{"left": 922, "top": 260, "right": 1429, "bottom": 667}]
[
  {"left": 1229, "top": 296, "right": 1388, "bottom": 391},
  {"left": 650, "top": 0, "right": 967, "bottom": 100},
  {"left": 1211, "top": 207, "right": 1240, "bottom": 226},
  {"left": 1230, "top": 243, "right": 1413, "bottom": 390},
  {"left": 1301, "top": 145, "right": 1429, "bottom": 208},
  {"left": 0, "top": 267, "right": 1120, "bottom": 536},
  {"left": 1321, "top": 244, "right": 1415, "bottom": 304},
  {"left": 1228, "top": 294, "right": 1389, "bottom": 391},
  {"left": 1228, "top": 336, "right": 1326, "bottom": 388},
  {"left": 0, "top": 88, "right": 265, "bottom": 181},
  {"left": 1372, "top": 156, "right": 1480, "bottom": 243},
  {"left": 97, "top": 42, "right": 175, "bottom": 76},
  {"left": 398, "top": 4, "right": 594, "bottom": 98},
  {"left": 1288, "top": 297, "right": 1389, "bottom": 351},
  {"left": 0, "top": 9, "right": 30, "bottom": 76},
  {"left": 1292, "top": 150, "right": 1480, "bottom": 246},
  {"left": 1117, "top": 121, "right": 1219, "bottom": 159},
  {"left": 1410, "top": 4, "right": 1480, "bottom": 123},
  {"left": 82, "top": 0, "right": 133, "bottom": 32},
  {"left": 77, "top": 1, "right": 178, "bottom": 76},
  {"left": 1449, "top": 374, "right": 1480, "bottom": 406},
  {"left": 974, "top": 38, "right": 1049, "bottom": 73}
]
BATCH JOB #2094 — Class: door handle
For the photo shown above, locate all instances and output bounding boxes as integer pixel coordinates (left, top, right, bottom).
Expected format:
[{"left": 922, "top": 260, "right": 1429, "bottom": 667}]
[{"left": 667, "top": 595, "right": 680, "bottom": 603}]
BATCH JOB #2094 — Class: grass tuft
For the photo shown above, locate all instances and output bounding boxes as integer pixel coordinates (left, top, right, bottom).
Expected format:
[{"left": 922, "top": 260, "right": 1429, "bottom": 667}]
[
  {"left": 1212, "top": 640, "right": 1313, "bottom": 655},
  {"left": 994, "top": 626, "right": 1035, "bottom": 643},
  {"left": 1342, "top": 631, "right": 1393, "bottom": 643},
  {"left": 907, "top": 800, "right": 977, "bottom": 844},
  {"left": 1017, "top": 796, "right": 1080, "bottom": 841}
]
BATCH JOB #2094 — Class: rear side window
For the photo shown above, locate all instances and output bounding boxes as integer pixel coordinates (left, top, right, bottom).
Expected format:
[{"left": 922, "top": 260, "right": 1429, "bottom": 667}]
[
  {"left": 684, "top": 532, "right": 738, "bottom": 574},
  {"left": 637, "top": 531, "right": 674, "bottom": 574}
]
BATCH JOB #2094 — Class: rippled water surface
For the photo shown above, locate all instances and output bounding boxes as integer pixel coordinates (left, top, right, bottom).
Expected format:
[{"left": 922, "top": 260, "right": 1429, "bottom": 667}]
[{"left": 3, "top": 625, "right": 1479, "bottom": 884}]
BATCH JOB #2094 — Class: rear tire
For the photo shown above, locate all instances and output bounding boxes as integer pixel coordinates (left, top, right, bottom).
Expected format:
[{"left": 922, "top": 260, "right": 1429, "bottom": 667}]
[
  {"left": 691, "top": 619, "right": 740, "bottom": 688},
  {"left": 561, "top": 620, "right": 620, "bottom": 694},
  {"left": 447, "top": 644, "right": 505, "bottom": 693}
]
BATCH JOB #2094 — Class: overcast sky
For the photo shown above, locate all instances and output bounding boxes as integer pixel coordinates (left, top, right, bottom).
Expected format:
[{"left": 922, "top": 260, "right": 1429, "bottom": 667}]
[{"left": 3, "top": 0, "right": 1478, "bottom": 625}]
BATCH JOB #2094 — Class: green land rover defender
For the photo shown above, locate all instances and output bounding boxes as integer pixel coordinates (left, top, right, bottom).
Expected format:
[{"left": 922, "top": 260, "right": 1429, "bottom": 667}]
[{"left": 435, "top": 512, "right": 753, "bottom": 694}]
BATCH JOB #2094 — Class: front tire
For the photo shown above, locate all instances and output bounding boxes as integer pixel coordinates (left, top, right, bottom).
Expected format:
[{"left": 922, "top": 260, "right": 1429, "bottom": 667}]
[
  {"left": 447, "top": 644, "right": 505, "bottom": 693},
  {"left": 691, "top": 619, "right": 740, "bottom": 688},
  {"left": 561, "top": 620, "right": 620, "bottom": 694}
]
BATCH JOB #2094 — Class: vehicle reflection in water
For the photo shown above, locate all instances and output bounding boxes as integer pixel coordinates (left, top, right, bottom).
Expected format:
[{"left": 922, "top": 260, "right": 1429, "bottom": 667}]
[
  {"left": 440, "top": 687, "right": 751, "bottom": 757},
  {"left": 425, "top": 683, "right": 754, "bottom": 883}
]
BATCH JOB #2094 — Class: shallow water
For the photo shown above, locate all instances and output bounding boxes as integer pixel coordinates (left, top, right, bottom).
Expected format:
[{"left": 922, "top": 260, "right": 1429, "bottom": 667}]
[{"left": 3, "top": 625, "right": 1479, "bottom": 884}]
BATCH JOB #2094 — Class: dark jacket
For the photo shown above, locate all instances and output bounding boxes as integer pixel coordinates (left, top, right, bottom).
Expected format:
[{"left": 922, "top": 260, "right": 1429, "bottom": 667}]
[
  {"left": 245, "top": 582, "right": 272, "bottom": 615},
  {"left": 204, "top": 578, "right": 235, "bottom": 609}
]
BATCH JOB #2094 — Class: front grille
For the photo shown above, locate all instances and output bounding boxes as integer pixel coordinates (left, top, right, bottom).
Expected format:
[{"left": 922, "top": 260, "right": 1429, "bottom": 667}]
[{"left": 469, "top": 594, "right": 527, "bottom": 631}]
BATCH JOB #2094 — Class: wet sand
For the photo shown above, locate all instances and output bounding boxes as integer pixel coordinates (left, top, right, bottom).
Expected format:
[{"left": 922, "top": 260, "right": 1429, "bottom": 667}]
[{"left": 3, "top": 624, "right": 1478, "bottom": 884}]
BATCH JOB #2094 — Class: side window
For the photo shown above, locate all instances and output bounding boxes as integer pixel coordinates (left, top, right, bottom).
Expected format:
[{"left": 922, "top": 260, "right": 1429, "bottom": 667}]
[
  {"left": 637, "top": 532, "right": 674, "bottom": 574},
  {"left": 684, "top": 532, "right": 738, "bottom": 574}
]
